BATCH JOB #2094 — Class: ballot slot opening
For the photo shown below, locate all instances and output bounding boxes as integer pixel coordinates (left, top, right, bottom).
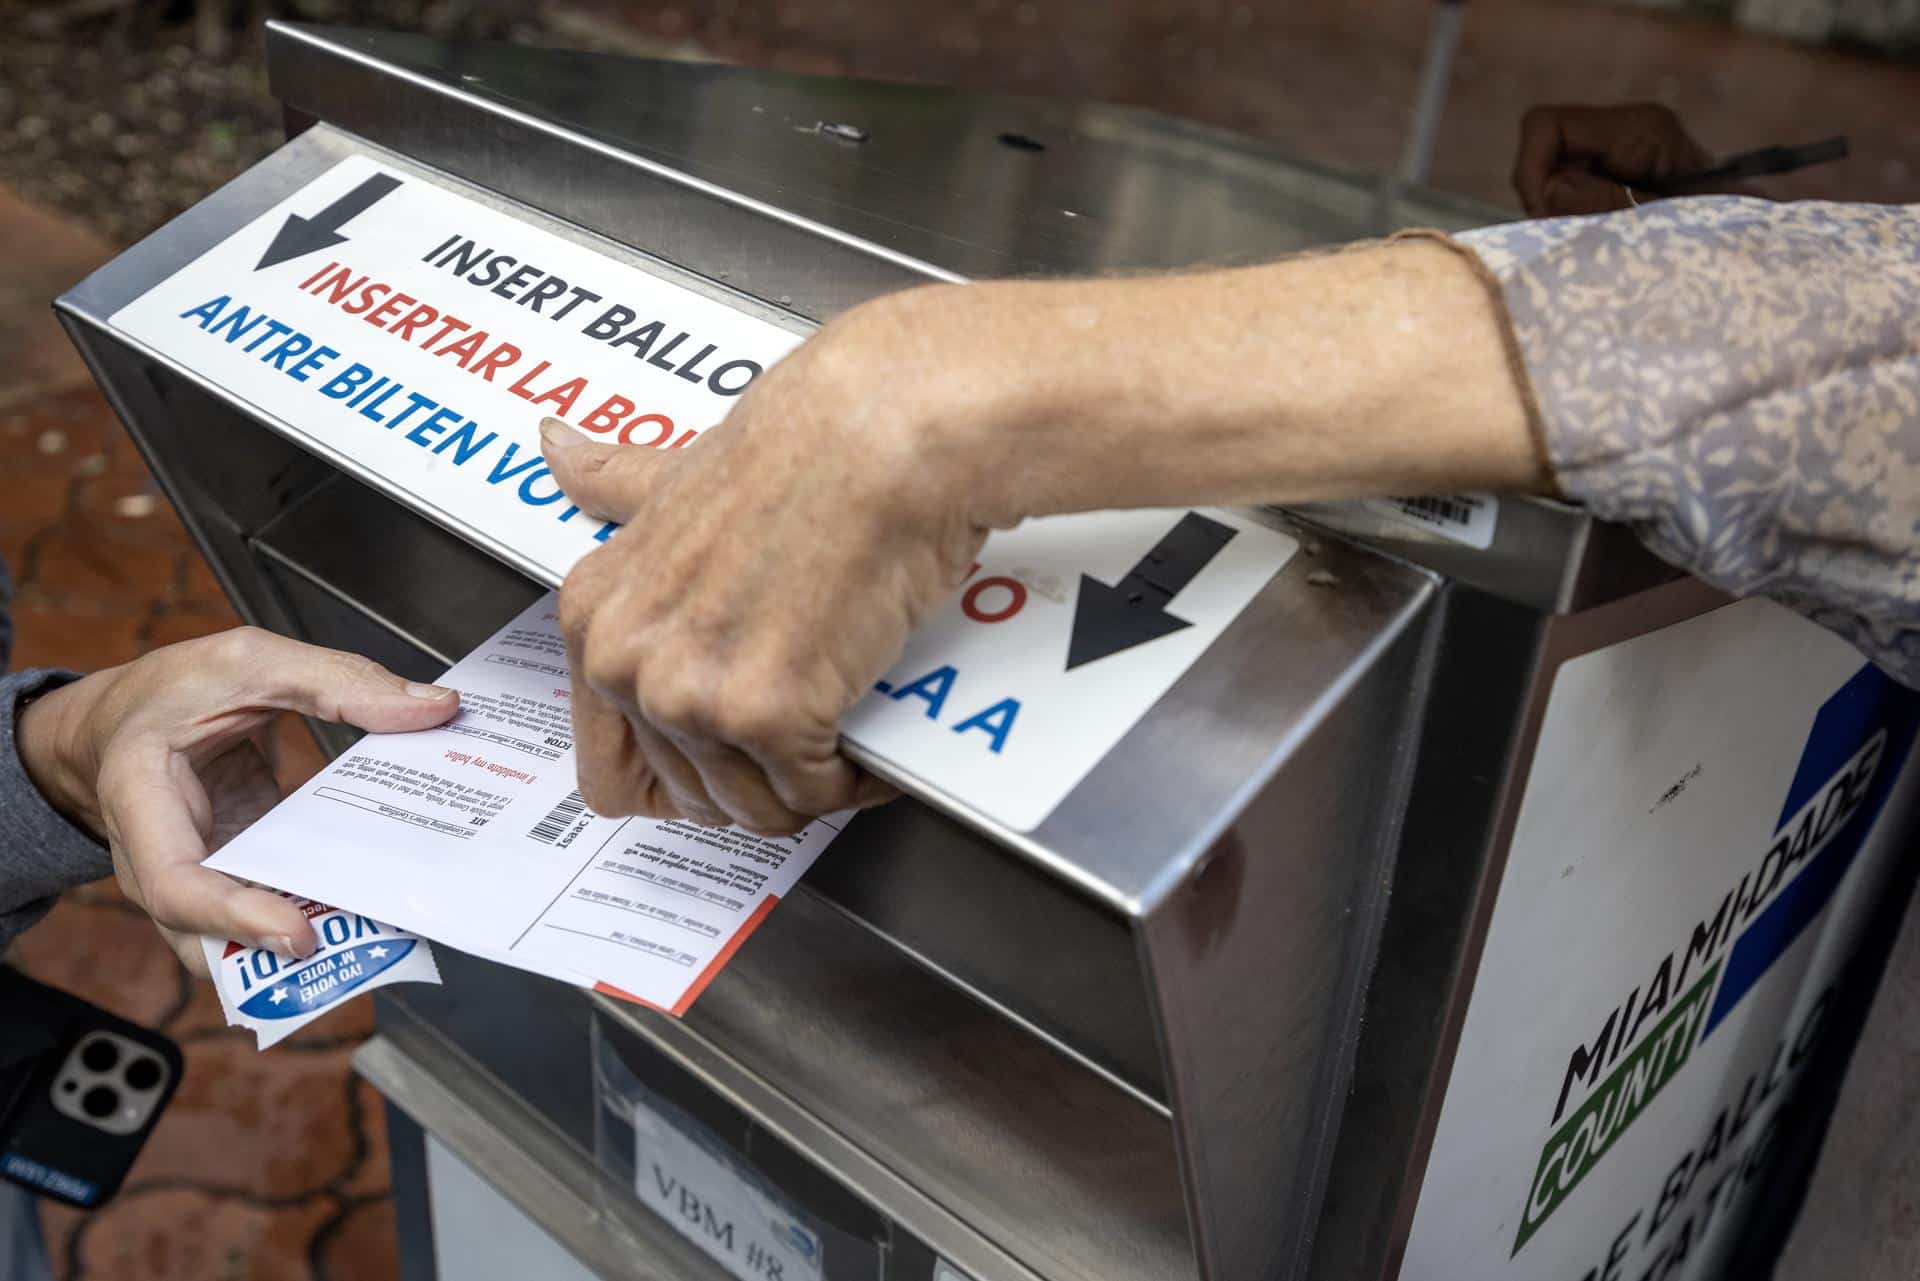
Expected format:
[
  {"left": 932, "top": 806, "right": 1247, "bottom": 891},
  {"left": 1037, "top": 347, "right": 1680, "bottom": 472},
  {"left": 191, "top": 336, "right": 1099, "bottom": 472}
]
[
  {"left": 137, "top": 355, "right": 340, "bottom": 536},
  {"left": 251, "top": 467, "right": 543, "bottom": 670}
]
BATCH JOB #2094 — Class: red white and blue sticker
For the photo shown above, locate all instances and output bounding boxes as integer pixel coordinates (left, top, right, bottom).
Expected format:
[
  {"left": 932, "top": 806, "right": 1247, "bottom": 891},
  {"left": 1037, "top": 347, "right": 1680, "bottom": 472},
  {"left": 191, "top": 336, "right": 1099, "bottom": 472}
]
[{"left": 202, "top": 894, "right": 441, "bottom": 1050}]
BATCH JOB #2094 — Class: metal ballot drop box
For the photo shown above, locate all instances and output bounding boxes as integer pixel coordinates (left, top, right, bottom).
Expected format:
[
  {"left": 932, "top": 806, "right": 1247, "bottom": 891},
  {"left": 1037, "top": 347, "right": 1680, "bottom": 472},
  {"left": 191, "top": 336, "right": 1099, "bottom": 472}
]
[{"left": 55, "top": 23, "right": 1920, "bottom": 1281}]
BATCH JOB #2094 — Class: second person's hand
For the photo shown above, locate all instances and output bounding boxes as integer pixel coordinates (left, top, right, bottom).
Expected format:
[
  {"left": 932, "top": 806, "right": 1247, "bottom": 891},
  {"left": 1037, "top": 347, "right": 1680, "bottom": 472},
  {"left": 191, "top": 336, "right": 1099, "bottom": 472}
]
[{"left": 17, "top": 629, "right": 461, "bottom": 972}]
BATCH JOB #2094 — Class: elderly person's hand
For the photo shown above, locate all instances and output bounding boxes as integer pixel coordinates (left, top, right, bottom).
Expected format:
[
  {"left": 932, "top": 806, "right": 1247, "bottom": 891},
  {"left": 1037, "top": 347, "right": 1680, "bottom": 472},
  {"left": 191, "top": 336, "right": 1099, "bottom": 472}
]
[
  {"left": 16, "top": 629, "right": 458, "bottom": 972},
  {"left": 542, "top": 243, "right": 1542, "bottom": 833},
  {"left": 1513, "top": 103, "right": 1713, "bottom": 217},
  {"left": 538, "top": 297, "right": 982, "bottom": 833}
]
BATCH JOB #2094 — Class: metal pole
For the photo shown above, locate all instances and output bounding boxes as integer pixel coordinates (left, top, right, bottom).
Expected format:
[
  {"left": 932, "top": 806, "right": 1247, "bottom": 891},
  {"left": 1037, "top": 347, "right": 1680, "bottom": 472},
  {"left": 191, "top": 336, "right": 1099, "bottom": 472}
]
[{"left": 1375, "top": 0, "right": 1467, "bottom": 233}]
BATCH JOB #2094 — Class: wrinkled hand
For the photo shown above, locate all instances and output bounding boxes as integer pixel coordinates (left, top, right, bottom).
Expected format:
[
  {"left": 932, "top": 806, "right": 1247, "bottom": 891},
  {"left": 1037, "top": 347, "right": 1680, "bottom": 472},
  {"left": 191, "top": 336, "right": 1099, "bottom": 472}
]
[
  {"left": 1513, "top": 103, "right": 1712, "bottom": 217},
  {"left": 542, "top": 303, "right": 984, "bottom": 834},
  {"left": 18, "top": 629, "right": 459, "bottom": 972}
]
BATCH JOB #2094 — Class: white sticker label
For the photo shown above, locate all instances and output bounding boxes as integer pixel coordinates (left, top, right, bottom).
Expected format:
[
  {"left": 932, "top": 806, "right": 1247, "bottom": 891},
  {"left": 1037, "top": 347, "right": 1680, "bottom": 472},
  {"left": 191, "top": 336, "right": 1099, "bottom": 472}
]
[
  {"left": 632, "top": 1095, "right": 823, "bottom": 1281},
  {"left": 1367, "top": 493, "right": 1498, "bottom": 549},
  {"left": 841, "top": 508, "right": 1295, "bottom": 830},
  {"left": 111, "top": 154, "right": 805, "bottom": 580},
  {"left": 1292, "top": 492, "right": 1498, "bottom": 550}
]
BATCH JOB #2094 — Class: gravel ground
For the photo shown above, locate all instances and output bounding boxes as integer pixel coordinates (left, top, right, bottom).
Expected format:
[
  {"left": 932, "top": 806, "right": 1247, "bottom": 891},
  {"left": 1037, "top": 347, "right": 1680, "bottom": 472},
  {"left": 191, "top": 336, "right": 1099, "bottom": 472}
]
[{"left": 0, "top": 1, "right": 634, "bottom": 247}]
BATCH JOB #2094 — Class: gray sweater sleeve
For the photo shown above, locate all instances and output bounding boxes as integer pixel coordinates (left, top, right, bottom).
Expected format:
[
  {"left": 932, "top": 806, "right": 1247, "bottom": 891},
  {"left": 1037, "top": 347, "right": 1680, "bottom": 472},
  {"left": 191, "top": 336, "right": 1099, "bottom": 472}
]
[
  {"left": 1454, "top": 199, "right": 1920, "bottom": 688},
  {"left": 1, "top": 564, "right": 114, "bottom": 951}
]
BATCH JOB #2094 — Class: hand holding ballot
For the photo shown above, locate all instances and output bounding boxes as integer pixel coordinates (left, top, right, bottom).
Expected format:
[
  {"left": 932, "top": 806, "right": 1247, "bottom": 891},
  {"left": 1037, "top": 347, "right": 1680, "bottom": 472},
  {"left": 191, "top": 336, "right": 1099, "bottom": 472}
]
[{"left": 16, "top": 628, "right": 459, "bottom": 972}]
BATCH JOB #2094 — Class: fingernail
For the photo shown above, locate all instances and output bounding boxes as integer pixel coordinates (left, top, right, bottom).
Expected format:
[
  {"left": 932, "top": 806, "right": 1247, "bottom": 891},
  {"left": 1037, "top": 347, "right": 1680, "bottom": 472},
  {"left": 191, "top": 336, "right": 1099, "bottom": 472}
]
[
  {"left": 405, "top": 681, "right": 455, "bottom": 700},
  {"left": 541, "top": 416, "right": 586, "bottom": 450},
  {"left": 271, "top": 935, "right": 311, "bottom": 960}
]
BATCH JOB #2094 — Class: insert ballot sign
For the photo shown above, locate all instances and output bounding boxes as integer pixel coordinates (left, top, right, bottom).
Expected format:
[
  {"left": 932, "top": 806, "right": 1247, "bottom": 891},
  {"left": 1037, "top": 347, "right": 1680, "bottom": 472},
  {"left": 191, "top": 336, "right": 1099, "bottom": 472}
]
[
  {"left": 111, "top": 156, "right": 1294, "bottom": 830},
  {"left": 112, "top": 154, "right": 805, "bottom": 578}
]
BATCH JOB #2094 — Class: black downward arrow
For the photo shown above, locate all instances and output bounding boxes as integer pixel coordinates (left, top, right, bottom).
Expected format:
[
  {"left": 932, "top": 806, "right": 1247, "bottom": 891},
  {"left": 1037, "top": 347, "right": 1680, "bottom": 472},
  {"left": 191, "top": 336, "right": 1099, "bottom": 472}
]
[
  {"left": 1066, "top": 512, "right": 1237, "bottom": 670},
  {"left": 255, "top": 173, "right": 403, "bottom": 271}
]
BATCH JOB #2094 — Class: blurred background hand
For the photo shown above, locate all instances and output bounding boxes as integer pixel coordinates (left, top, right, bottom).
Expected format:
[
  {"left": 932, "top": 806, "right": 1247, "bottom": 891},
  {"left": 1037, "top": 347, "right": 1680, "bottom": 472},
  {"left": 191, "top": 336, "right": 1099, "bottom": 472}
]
[{"left": 1513, "top": 102, "right": 1714, "bottom": 216}]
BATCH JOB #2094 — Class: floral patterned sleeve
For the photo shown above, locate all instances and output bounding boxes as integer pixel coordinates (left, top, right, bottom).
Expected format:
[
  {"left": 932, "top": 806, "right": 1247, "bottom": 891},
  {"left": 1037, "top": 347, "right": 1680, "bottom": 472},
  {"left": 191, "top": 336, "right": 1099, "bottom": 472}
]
[{"left": 1451, "top": 199, "right": 1920, "bottom": 688}]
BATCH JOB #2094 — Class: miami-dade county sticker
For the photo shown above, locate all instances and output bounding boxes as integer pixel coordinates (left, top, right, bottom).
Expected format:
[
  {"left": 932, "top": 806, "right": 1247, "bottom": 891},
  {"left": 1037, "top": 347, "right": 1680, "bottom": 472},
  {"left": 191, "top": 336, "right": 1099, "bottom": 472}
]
[
  {"left": 841, "top": 507, "right": 1296, "bottom": 832},
  {"left": 1399, "top": 599, "right": 1920, "bottom": 1281}
]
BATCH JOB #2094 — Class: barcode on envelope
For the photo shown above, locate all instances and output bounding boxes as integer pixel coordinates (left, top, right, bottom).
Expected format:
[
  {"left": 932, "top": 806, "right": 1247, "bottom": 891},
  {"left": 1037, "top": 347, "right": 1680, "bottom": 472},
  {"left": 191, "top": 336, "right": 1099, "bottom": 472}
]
[{"left": 529, "top": 790, "right": 588, "bottom": 844}]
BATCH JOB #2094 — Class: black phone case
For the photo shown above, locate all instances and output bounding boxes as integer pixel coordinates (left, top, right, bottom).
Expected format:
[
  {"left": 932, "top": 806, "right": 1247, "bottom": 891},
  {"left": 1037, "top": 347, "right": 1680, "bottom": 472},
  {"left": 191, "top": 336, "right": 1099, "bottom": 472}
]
[{"left": 0, "top": 966, "right": 183, "bottom": 1208}]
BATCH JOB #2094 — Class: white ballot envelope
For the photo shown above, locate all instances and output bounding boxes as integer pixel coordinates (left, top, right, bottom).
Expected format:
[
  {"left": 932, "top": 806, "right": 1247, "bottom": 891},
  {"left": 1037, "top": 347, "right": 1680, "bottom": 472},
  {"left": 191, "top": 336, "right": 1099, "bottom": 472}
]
[{"left": 206, "top": 594, "right": 848, "bottom": 1015}]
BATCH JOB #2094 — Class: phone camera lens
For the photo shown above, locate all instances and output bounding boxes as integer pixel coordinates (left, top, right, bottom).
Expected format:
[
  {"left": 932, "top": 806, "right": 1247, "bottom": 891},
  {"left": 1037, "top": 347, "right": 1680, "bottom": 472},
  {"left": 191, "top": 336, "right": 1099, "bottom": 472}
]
[
  {"left": 80, "top": 1039, "right": 119, "bottom": 1073},
  {"left": 81, "top": 1086, "right": 119, "bottom": 1119},
  {"left": 123, "top": 1057, "right": 163, "bottom": 1091}
]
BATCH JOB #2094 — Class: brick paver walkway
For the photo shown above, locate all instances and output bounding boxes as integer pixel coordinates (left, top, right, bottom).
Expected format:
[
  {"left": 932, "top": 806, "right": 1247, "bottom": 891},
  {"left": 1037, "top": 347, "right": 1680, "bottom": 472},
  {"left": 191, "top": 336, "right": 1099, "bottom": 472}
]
[{"left": 0, "top": 185, "right": 396, "bottom": 1280}]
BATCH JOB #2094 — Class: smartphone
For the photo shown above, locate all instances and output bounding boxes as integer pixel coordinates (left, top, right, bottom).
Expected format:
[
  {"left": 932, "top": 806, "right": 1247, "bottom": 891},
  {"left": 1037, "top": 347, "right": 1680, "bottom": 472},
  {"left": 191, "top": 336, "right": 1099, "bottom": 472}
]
[{"left": 0, "top": 967, "right": 182, "bottom": 1208}]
